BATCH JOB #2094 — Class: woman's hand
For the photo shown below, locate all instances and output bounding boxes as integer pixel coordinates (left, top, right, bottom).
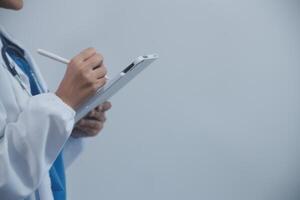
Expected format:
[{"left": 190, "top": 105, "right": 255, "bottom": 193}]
[
  {"left": 55, "top": 48, "right": 107, "bottom": 109},
  {"left": 72, "top": 101, "right": 112, "bottom": 138}
]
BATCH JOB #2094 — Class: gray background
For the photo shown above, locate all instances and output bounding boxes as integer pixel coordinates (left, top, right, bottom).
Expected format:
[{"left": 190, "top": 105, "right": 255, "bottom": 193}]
[{"left": 1, "top": 0, "right": 300, "bottom": 199}]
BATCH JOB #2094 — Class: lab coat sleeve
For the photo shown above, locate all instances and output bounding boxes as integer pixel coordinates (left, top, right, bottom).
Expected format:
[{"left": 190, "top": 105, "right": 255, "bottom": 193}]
[
  {"left": 63, "top": 136, "right": 85, "bottom": 169},
  {"left": 0, "top": 93, "right": 75, "bottom": 200}
]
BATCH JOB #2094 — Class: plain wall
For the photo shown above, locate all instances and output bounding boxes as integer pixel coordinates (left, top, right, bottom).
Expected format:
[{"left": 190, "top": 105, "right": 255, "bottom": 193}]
[{"left": 1, "top": 0, "right": 300, "bottom": 199}]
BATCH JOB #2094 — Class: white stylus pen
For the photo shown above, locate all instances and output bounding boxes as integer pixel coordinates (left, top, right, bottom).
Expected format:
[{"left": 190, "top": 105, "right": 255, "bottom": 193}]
[{"left": 37, "top": 48, "right": 109, "bottom": 79}]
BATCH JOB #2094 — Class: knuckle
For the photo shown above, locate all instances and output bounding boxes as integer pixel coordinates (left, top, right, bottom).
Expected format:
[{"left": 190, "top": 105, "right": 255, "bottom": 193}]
[
  {"left": 82, "top": 71, "right": 91, "bottom": 79},
  {"left": 78, "top": 66, "right": 86, "bottom": 74},
  {"left": 79, "top": 119, "right": 86, "bottom": 126},
  {"left": 85, "top": 79, "right": 94, "bottom": 89},
  {"left": 106, "top": 102, "right": 112, "bottom": 108},
  {"left": 70, "top": 58, "right": 79, "bottom": 67},
  {"left": 86, "top": 47, "right": 96, "bottom": 54},
  {"left": 69, "top": 58, "right": 75, "bottom": 65},
  {"left": 92, "top": 123, "right": 98, "bottom": 129},
  {"left": 97, "top": 53, "right": 104, "bottom": 61},
  {"left": 78, "top": 119, "right": 84, "bottom": 125},
  {"left": 86, "top": 55, "right": 99, "bottom": 67},
  {"left": 101, "top": 66, "right": 107, "bottom": 75},
  {"left": 95, "top": 123, "right": 101, "bottom": 130},
  {"left": 90, "top": 110, "right": 96, "bottom": 117},
  {"left": 98, "top": 79, "right": 106, "bottom": 87},
  {"left": 94, "top": 55, "right": 102, "bottom": 65},
  {"left": 91, "top": 83, "right": 99, "bottom": 92},
  {"left": 100, "top": 77, "right": 106, "bottom": 83}
]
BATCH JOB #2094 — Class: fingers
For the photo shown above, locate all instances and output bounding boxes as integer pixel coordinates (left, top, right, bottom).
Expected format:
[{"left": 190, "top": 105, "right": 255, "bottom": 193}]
[
  {"left": 83, "top": 52, "right": 107, "bottom": 84},
  {"left": 71, "top": 128, "right": 87, "bottom": 138},
  {"left": 85, "top": 102, "right": 111, "bottom": 121},
  {"left": 75, "top": 119, "right": 104, "bottom": 137},
  {"left": 102, "top": 101, "right": 112, "bottom": 111},
  {"left": 88, "top": 109, "right": 101, "bottom": 119},
  {"left": 71, "top": 47, "right": 97, "bottom": 64},
  {"left": 61, "top": 48, "right": 108, "bottom": 109},
  {"left": 74, "top": 102, "right": 112, "bottom": 138},
  {"left": 78, "top": 127, "right": 100, "bottom": 137},
  {"left": 74, "top": 126, "right": 100, "bottom": 137},
  {"left": 87, "top": 109, "right": 106, "bottom": 122},
  {"left": 92, "top": 64, "right": 107, "bottom": 79},
  {"left": 84, "top": 53, "right": 104, "bottom": 70},
  {"left": 94, "top": 78, "right": 107, "bottom": 89},
  {"left": 95, "top": 105, "right": 102, "bottom": 111},
  {"left": 77, "top": 118, "right": 103, "bottom": 129},
  {"left": 93, "top": 102, "right": 111, "bottom": 112}
]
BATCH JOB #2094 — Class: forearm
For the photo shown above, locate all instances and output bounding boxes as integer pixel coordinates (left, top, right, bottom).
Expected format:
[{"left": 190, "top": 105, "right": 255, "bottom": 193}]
[{"left": 0, "top": 93, "right": 75, "bottom": 199}]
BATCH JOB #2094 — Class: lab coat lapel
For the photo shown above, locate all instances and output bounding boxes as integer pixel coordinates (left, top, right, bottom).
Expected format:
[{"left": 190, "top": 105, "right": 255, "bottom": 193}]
[{"left": 0, "top": 25, "right": 49, "bottom": 93}]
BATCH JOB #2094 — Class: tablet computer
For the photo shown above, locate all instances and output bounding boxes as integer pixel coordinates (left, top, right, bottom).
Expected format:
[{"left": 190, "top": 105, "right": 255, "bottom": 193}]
[{"left": 75, "top": 54, "right": 159, "bottom": 122}]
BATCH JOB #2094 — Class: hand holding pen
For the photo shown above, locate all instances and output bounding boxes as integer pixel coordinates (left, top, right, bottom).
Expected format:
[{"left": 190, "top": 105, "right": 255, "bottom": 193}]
[{"left": 38, "top": 48, "right": 108, "bottom": 109}]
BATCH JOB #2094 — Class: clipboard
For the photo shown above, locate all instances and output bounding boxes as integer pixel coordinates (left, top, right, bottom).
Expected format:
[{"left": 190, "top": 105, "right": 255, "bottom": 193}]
[{"left": 75, "top": 54, "right": 159, "bottom": 122}]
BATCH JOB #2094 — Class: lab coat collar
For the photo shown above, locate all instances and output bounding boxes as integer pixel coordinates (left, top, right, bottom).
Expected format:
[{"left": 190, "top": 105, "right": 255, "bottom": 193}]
[{"left": 0, "top": 25, "right": 49, "bottom": 93}]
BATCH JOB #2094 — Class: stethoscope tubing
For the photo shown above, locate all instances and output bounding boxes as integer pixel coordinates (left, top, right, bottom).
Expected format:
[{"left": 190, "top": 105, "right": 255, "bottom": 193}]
[{"left": 1, "top": 36, "right": 33, "bottom": 96}]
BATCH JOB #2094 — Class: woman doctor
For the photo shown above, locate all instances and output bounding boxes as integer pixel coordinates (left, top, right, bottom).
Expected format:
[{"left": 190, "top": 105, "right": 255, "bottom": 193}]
[{"left": 0, "top": 0, "right": 112, "bottom": 200}]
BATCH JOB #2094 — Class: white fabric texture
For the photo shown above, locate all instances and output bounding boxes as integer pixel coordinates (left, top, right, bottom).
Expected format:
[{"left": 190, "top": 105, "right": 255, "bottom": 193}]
[{"left": 0, "top": 26, "right": 84, "bottom": 200}]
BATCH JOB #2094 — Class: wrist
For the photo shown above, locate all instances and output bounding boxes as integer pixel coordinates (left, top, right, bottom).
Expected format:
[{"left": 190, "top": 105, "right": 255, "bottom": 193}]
[{"left": 55, "top": 90, "right": 76, "bottom": 110}]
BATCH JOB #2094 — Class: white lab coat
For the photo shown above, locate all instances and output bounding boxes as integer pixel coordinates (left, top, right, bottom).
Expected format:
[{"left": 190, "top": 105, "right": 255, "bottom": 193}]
[{"left": 0, "top": 26, "right": 84, "bottom": 200}]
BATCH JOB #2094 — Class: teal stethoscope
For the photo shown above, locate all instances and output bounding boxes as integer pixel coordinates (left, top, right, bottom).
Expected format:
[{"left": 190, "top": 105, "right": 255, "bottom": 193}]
[{"left": 0, "top": 34, "right": 41, "bottom": 95}]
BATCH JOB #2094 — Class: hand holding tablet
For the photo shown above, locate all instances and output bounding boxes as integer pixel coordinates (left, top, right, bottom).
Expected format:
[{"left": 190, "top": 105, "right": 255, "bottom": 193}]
[{"left": 37, "top": 49, "right": 159, "bottom": 122}]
